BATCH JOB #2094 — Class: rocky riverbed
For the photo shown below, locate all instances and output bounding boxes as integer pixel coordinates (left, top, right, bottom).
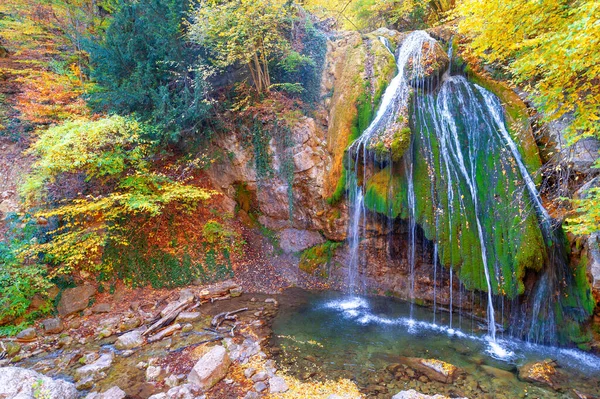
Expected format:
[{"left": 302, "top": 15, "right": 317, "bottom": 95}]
[{"left": 1, "top": 282, "right": 599, "bottom": 399}]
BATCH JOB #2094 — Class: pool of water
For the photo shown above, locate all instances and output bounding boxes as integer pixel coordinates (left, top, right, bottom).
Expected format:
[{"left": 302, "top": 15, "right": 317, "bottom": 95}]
[{"left": 270, "top": 289, "right": 600, "bottom": 398}]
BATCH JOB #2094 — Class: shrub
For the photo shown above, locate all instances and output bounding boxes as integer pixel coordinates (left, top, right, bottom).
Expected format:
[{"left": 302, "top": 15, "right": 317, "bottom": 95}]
[{"left": 21, "top": 115, "right": 214, "bottom": 276}]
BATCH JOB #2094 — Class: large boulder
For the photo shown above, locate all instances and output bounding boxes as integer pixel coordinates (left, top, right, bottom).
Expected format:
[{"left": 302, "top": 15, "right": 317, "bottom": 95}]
[
  {"left": 518, "top": 359, "right": 561, "bottom": 390},
  {"left": 57, "top": 285, "right": 96, "bottom": 316},
  {"left": 187, "top": 345, "right": 231, "bottom": 390},
  {"left": 0, "top": 366, "right": 78, "bottom": 399},
  {"left": 403, "top": 39, "right": 449, "bottom": 90},
  {"left": 400, "top": 357, "right": 460, "bottom": 383}
]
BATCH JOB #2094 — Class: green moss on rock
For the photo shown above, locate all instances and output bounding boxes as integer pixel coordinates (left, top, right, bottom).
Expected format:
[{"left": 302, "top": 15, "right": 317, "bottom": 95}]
[
  {"left": 299, "top": 241, "right": 343, "bottom": 277},
  {"left": 364, "top": 168, "right": 406, "bottom": 219},
  {"left": 465, "top": 66, "right": 543, "bottom": 185}
]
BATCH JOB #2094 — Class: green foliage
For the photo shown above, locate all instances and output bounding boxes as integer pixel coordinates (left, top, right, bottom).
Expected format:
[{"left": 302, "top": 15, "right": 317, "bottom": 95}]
[
  {"left": 21, "top": 115, "right": 213, "bottom": 275},
  {"left": 272, "top": 16, "right": 327, "bottom": 103},
  {"left": 326, "top": 168, "right": 347, "bottom": 205},
  {"left": 270, "top": 83, "right": 305, "bottom": 95},
  {"left": 202, "top": 219, "right": 244, "bottom": 256},
  {"left": 0, "top": 215, "right": 53, "bottom": 330},
  {"left": 565, "top": 187, "right": 600, "bottom": 236},
  {"left": 305, "top": 0, "right": 452, "bottom": 31},
  {"left": 188, "top": 0, "right": 292, "bottom": 93},
  {"left": 279, "top": 51, "right": 315, "bottom": 74},
  {"left": 87, "top": 0, "right": 212, "bottom": 142}
]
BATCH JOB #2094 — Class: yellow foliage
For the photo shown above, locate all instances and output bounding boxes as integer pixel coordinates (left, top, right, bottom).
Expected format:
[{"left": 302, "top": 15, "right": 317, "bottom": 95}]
[
  {"left": 455, "top": 0, "right": 600, "bottom": 144},
  {"left": 21, "top": 116, "right": 214, "bottom": 274}
]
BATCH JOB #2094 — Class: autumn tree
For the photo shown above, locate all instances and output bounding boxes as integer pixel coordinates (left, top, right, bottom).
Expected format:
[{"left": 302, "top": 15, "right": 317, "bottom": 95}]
[
  {"left": 455, "top": 0, "right": 600, "bottom": 234},
  {"left": 21, "top": 116, "right": 213, "bottom": 275},
  {"left": 304, "top": 0, "right": 453, "bottom": 31},
  {"left": 188, "top": 0, "right": 293, "bottom": 93}
]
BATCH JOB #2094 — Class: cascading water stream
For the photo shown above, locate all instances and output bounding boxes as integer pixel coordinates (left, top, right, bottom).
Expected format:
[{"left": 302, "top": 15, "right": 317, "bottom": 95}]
[
  {"left": 342, "top": 29, "right": 590, "bottom": 354},
  {"left": 346, "top": 31, "right": 502, "bottom": 346},
  {"left": 346, "top": 31, "right": 439, "bottom": 295}
]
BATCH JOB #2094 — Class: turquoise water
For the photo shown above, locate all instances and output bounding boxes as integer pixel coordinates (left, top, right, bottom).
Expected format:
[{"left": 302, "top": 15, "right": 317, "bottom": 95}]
[{"left": 270, "top": 289, "right": 600, "bottom": 398}]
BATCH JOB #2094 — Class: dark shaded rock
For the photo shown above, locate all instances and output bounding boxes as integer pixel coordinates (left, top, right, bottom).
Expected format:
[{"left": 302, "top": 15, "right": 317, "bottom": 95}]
[
  {"left": 57, "top": 285, "right": 96, "bottom": 316},
  {"left": 16, "top": 327, "right": 36, "bottom": 341}
]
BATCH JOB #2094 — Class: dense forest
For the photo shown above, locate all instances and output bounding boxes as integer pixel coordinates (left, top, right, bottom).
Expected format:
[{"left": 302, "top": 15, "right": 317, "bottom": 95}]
[{"left": 0, "top": 0, "right": 599, "bottom": 398}]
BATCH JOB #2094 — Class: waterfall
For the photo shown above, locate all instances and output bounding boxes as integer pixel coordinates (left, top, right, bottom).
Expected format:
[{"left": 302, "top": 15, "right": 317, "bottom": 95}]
[
  {"left": 346, "top": 31, "right": 500, "bottom": 341},
  {"left": 347, "top": 176, "right": 365, "bottom": 293},
  {"left": 344, "top": 30, "right": 591, "bottom": 349},
  {"left": 346, "top": 31, "right": 439, "bottom": 294}
]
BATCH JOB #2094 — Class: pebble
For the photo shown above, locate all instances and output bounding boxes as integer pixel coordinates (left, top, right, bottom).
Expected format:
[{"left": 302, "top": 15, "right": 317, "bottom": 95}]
[
  {"left": 251, "top": 372, "right": 268, "bottom": 382},
  {"left": 146, "top": 365, "right": 161, "bottom": 381},
  {"left": 136, "top": 361, "right": 148, "bottom": 369},
  {"left": 244, "top": 368, "right": 257, "bottom": 378},
  {"left": 254, "top": 381, "right": 268, "bottom": 393}
]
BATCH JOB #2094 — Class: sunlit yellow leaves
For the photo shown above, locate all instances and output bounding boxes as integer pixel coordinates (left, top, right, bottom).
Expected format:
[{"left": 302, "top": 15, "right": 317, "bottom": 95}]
[
  {"left": 455, "top": 0, "right": 600, "bottom": 144},
  {"left": 22, "top": 116, "right": 214, "bottom": 273}
]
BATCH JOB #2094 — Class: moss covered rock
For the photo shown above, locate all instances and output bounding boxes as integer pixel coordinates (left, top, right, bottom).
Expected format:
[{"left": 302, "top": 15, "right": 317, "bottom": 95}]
[
  {"left": 404, "top": 40, "right": 449, "bottom": 91},
  {"left": 465, "top": 66, "right": 542, "bottom": 184}
]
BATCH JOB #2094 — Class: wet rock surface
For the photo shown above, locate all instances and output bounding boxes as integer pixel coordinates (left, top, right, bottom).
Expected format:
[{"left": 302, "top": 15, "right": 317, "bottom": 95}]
[{"left": 518, "top": 359, "right": 562, "bottom": 390}]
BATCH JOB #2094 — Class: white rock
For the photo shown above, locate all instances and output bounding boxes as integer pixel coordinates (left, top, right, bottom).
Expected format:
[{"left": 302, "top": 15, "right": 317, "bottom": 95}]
[
  {"left": 0, "top": 366, "right": 78, "bottom": 399},
  {"left": 85, "top": 386, "right": 127, "bottom": 399},
  {"left": 268, "top": 376, "right": 289, "bottom": 393},
  {"left": 187, "top": 345, "right": 230, "bottom": 390},
  {"left": 115, "top": 330, "right": 144, "bottom": 350},
  {"left": 392, "top": 390, "right": 466, "bottom": 399},
  {"left": 146, "top": 366, "right": 162, "bottom": 381},
  {"left": 74, "top": 352, "right": 113, "bottom": 381}
]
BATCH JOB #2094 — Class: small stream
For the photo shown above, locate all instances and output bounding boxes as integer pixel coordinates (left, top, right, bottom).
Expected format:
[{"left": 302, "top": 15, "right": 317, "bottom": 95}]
[{"left": 271, "top": 289, "right": 600, "bottom": 398}]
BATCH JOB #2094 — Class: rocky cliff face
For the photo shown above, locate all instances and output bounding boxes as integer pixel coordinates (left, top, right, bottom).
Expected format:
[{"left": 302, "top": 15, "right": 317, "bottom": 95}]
[
  {"left": 205, "top": 115, "right": 345, "bottom": 251},
  {"left": 205, "top": 27, "right": 598, "bottom": 340}
]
